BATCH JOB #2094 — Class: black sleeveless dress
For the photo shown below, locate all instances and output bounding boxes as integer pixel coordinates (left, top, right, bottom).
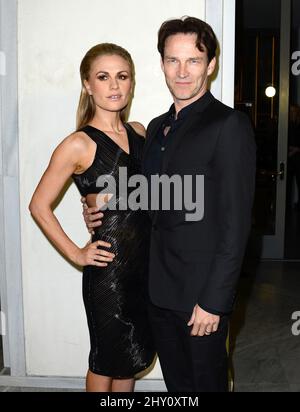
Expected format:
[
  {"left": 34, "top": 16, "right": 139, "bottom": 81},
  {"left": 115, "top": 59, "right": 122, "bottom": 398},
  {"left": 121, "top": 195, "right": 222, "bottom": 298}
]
[{"left": 72, "top": 124, "right": 155, "bottom": 378}]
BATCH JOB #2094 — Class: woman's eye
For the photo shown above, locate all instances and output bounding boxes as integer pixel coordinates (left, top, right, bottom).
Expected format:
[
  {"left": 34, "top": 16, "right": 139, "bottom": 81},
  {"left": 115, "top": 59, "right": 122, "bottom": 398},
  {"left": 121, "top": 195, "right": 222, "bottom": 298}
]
[
  {"left": 97, "top": 75, "right": 107, "bottom": 80},
  {"left": 119, "top": 75, "right": 129, "bottom": 80}
]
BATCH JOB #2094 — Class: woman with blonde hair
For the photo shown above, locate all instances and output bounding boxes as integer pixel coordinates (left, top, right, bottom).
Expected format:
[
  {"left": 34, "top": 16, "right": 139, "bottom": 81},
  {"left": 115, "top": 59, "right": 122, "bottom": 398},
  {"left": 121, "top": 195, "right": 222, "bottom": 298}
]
[{"left": 29, "top": 43, "right": 155, "bottom": 392}]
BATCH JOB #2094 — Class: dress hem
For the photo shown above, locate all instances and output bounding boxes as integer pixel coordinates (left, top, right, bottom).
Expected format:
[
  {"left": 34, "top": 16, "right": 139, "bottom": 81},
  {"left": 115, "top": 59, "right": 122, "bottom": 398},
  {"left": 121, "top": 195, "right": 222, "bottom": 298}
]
[{"left": 88, "top": 360, "right": 154, "bottom": 379}]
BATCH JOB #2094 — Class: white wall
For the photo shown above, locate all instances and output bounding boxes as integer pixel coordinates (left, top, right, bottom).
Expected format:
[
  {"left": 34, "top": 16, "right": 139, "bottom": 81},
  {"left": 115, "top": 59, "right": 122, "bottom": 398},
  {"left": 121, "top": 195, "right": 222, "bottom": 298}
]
[{"left": 18, "top": 0, "right": 206, "bottom": 378}]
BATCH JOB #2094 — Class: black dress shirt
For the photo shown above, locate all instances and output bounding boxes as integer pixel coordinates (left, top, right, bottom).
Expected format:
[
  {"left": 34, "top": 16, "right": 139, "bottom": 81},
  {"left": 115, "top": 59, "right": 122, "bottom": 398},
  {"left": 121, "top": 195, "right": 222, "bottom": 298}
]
[{"left": 144, "top": 96, "right": 200, "bottom": 180}]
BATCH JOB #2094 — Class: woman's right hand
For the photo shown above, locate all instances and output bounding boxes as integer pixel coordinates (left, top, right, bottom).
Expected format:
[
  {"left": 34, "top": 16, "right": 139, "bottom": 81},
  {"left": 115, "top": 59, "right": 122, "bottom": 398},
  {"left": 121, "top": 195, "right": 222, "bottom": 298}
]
[{"left": 74, "top": 240, "right": 115, "bottom": 267}]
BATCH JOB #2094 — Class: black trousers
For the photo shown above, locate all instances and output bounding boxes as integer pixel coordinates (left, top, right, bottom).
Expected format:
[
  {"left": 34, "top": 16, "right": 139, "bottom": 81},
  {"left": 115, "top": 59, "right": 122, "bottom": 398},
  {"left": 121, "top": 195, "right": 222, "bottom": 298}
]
[{"left": 148, "top": 302, "right": 229, "bottom": 392}]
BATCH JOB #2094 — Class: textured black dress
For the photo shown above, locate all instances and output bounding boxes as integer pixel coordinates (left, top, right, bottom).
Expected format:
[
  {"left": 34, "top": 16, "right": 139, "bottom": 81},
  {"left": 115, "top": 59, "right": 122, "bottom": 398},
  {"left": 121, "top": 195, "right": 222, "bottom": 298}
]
[{"left": 72, "top": 124, "right": 155, "bottom": 378}]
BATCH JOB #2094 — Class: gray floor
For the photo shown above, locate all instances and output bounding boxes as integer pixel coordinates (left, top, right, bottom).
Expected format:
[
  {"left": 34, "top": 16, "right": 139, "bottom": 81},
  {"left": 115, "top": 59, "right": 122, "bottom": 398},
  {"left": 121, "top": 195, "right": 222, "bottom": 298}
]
[
  {"left": 1, "top": 261, "right": 300, "bottom": 392},
  {"left": 230, "top": 260, "right": 300, "bottom": 392}
]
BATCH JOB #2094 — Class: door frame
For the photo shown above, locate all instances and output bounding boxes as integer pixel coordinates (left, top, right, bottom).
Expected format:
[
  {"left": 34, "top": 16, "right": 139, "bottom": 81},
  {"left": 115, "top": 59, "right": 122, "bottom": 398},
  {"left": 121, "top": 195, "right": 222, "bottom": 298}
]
[
  {"left": 0, "top": 0, "right": 26, "bottom": 376},
  {"left": 262, "top": 0, "right": 291, "bottom": 258}
]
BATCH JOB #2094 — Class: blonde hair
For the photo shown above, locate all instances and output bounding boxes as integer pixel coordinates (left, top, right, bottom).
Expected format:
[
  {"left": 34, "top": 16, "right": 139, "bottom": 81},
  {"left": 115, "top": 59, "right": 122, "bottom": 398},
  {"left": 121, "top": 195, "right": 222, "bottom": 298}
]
[{"left": 76, "top": 43, "right": 135, "bottom": 130}]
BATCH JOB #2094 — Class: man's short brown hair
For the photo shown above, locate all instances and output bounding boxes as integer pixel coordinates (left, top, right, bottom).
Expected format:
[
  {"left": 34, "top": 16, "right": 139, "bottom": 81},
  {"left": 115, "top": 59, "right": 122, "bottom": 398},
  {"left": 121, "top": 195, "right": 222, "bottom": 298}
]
[{"left": 158, "top": 16, "right": 217, "bottom": 63}]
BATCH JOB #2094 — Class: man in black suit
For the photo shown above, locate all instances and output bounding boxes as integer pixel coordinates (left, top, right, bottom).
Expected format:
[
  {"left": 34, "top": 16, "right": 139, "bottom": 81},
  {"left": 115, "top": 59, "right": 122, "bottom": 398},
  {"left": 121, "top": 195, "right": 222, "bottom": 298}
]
[
  {"left": 83, "top": 17, "right": 256, "bottom": 392},
  {"left": 143, "top": 17, "right": 256, "bottom": 392}
]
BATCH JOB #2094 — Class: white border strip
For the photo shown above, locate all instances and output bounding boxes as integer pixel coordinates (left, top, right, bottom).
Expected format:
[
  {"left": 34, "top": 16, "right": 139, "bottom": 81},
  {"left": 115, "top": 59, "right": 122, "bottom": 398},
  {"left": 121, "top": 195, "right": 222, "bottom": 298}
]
[
  {"left": 221, "top": 0, "right": 236, "bottom": 107},
  {"left": 205, "top": 0, "right": 236, "bottom": 107}
]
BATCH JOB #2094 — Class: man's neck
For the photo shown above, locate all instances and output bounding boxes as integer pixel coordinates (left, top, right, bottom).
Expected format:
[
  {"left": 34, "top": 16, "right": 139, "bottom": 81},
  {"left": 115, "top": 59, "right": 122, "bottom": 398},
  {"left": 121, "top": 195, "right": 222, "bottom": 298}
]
[
  {"left": 173, "top": 89, "right": 208, "bottom": 118},
  {"left": 173, "top": 90, "right": 208, "bottom": 118}
]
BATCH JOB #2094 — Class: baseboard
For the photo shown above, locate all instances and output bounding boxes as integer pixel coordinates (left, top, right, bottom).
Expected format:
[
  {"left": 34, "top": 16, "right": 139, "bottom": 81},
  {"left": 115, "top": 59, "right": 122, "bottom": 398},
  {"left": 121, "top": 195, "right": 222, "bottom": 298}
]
[
  {"left": 0, "top": 373, "right": 167, "bottom": 392},
  {"left": 0, "top": 370, "right": 232, "bottom": 392}
]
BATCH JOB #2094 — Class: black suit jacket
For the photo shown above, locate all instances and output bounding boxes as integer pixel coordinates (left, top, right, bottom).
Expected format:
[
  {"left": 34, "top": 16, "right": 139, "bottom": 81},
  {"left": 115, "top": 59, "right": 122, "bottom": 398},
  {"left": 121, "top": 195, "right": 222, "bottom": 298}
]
[{"left": 143, "top": 92, "right": 256, "bottom": 314}]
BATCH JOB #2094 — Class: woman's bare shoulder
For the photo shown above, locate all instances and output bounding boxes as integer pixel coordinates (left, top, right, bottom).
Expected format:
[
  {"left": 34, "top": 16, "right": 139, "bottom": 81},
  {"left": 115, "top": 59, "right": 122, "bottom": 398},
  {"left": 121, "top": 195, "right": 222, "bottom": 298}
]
[
  {"left": 60, "top": 130, "right": 92, "bottom": 152},
  {"left": 128, "top": 121, "right": 146, "bottom": 138},
  {"left": 48, "top": 131, "right": 93, "bottom": 167}
]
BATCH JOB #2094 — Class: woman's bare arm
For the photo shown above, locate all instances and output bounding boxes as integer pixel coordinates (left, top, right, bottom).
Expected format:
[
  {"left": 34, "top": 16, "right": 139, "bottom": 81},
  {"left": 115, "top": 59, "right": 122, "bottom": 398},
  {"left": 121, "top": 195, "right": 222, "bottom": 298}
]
[{"left": 29, "top": 133, "right": 114, "bottom": 267}]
